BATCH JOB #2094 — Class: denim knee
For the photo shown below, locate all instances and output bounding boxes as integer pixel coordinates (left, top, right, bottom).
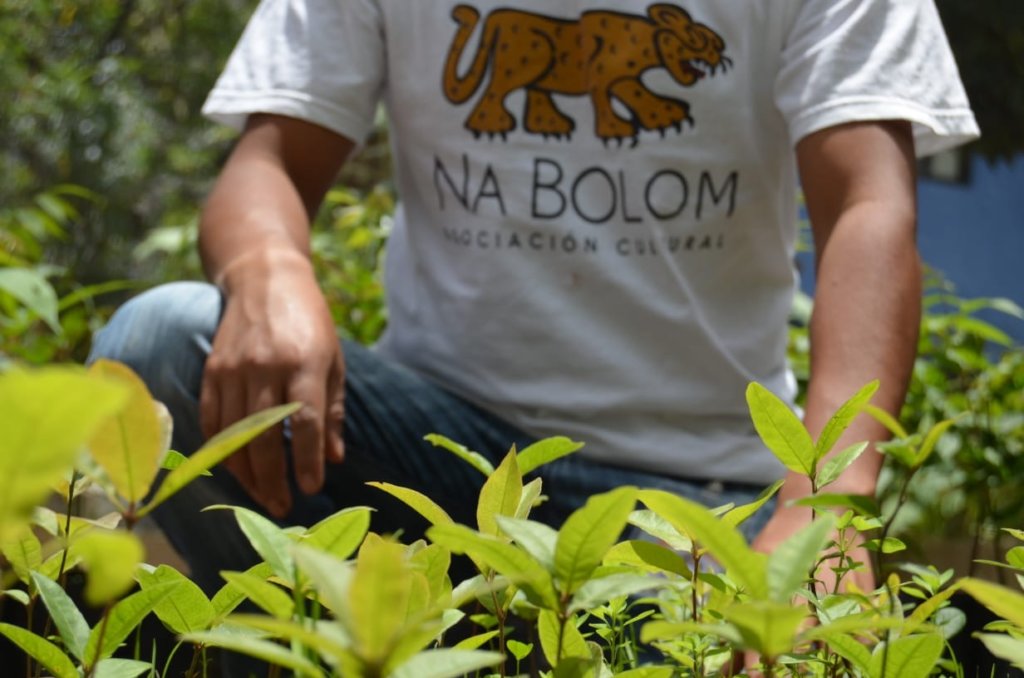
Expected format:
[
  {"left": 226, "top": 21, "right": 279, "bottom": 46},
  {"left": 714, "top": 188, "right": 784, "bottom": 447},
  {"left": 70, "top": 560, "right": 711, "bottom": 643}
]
[{"left": 89, "top": 281, "right": 221, "bottom": 449}]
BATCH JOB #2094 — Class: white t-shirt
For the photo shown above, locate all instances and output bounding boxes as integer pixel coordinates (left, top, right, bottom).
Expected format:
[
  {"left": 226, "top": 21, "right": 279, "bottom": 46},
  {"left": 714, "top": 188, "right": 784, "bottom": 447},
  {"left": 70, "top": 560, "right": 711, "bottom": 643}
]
[{"left": 204, "top": 0, "right": 979, "bottom": 483}]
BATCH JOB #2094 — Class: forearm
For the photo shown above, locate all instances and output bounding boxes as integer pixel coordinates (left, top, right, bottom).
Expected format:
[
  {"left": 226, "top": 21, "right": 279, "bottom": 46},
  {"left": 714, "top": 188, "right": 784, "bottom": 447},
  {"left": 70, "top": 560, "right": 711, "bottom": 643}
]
[
  {"left": 199, "top": 114, "right": 352, "bottom": 292},
  {"left": 779, "top": 203, "right": 921, "bottom": 506}
]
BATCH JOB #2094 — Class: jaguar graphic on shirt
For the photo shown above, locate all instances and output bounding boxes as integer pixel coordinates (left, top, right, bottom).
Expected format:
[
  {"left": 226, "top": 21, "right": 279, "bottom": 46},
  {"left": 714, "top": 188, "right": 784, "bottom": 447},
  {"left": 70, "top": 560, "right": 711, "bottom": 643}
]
[{"left": 442, "top": 3, "right": 730, "bottom": 146}]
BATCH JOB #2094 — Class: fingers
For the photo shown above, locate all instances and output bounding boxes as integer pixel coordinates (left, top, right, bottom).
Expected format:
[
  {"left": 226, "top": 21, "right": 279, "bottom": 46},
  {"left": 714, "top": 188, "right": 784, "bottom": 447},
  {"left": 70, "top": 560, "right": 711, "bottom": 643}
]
[
  {"left": 325, "top": 349, "right": 346, "bottom": 464},
  {"left": 287, "top": 370, "right": 327, "bottom": 495},
  {"left": 217, "top": 377, "right": 257, "bottom": 492},
  {"left": 247, "top": 375, "right": 290, "bottom": 517}
]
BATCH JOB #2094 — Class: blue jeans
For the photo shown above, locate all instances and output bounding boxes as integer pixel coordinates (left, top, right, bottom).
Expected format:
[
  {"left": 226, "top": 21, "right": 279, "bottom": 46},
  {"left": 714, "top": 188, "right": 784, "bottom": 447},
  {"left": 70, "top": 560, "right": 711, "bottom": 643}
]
[{"left": 89, "top": 281, "right": 772, "bottom": 594}]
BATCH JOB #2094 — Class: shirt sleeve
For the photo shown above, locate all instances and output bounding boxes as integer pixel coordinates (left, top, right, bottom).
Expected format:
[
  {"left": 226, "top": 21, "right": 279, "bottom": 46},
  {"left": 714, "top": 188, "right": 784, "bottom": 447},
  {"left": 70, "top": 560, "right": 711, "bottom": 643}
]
[
  {"left": 774, "top": 0, "right": 979, "bottom": 157},
  {"left": 201, "top": 0, "right": 386, "bottom": 146}
]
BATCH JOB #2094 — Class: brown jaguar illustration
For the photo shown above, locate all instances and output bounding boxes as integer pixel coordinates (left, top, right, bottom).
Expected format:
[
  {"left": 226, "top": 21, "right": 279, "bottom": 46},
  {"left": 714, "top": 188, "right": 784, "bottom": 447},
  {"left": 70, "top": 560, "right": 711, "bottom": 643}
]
[{"left": 443, "top": 3, "right": 730, "bottom": 146}]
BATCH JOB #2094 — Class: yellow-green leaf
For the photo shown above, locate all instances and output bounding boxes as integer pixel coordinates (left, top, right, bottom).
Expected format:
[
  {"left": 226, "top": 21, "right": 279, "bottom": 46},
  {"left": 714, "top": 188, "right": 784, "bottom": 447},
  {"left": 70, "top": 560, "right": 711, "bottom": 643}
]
[
  {"left": 367, "top": 482, "right": 453, "bottom": 527},
  {"left": 538, "top": 610, "right": 589, "bottom": 665},
  {"left": 639, "top": 489, "right": 767, "bottom": 599},
  {"left": 304, "top": 506, "right": 372, "bottom": 560},
  {"left": 424, "top": 434, "right": 494, "bottom": 476},
  {"left": 182, "top": 628, "right": 323, "bottom": 677},
  {"left": 517, "top": 437, "right": 584, "bottom": 475},
  {"left": 75, "top": 529, "right": 145, "bottom": 606},
  {"left": 136, "top": 564, "right": 215, "bottom": 634},
  {"left": 31, "top": 572, "right": 90, "bottom": 661},
  {"left": 814, "top": 381, "right": 878, "bottom": 462},
  {"left": 87, "top": 360, "right": 163, "bottom": 505},
  {"left": 0, "top": 367, "right": 127, "bottom": 541},
  {"left": 721, "top": 601, "right": 807, "bottom": 659},
  {"left": 767, "top": 514, "right": 835, "bottom": 602},
  {"left": 722, "top": 479, "right": 784, "bottom": 529},
  {"left": 960, "top": 578, "right": 1024, "bottom": 628},
  {"left": 428, "top": 523, "right": 558, "bottom": 609},
  {"left": 220, "top": 571, "right": 294, "bottom": 619},
  {"left": 1, "top": 525, "right": 42, "bottom": 584},
  {"left": 554, "top": 486, "right": 637, "bottom": 595},
  {"left": 868, "top": 633, "right": 944, "bottom": 678},
  {"left": 349, "top": 534, "right": 415, "bottom": 664},
  {"left": 746, "top": 382, "right": 815, "bottom": 477},
  {"left": 976, "top": 634, "right": 1024, "bottom": 670},
  {"left": 477, "top": 448, "right": 522, "bottom": 536},
  {"left": 817, "top": 442, "right": 869, "bottom": 489}
]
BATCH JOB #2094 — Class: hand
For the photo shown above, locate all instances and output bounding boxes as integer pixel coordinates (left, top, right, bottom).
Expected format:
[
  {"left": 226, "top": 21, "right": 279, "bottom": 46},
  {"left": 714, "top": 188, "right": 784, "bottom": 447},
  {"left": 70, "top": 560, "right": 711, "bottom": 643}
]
[{"left": 200, "top": 250, "right": 345, "bottom": 518}]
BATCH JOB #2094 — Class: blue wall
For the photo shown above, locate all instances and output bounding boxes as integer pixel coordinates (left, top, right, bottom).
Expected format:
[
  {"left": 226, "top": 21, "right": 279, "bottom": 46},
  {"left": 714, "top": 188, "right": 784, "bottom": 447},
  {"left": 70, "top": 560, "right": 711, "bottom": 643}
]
[{"left": 798, "top": 154, "right": 1024, "bottom": 343}]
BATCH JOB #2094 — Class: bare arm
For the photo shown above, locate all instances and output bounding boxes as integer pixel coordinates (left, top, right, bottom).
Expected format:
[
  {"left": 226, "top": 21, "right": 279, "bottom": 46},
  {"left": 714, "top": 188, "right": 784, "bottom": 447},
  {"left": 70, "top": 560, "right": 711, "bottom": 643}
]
[
  {"left": 753, "top": 119, "right": 920, "bottom": 572},
  {"left": 199, "top": 114, "right": 354, "bottom": 517}
]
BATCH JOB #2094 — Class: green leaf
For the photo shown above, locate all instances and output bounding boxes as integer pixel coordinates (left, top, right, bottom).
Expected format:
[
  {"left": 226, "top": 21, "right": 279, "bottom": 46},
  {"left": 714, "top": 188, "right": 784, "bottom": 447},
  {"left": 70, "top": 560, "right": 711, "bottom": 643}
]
[
  {"left": 746, "top": 382, "right": 816, "bottom": 477},
  {"left": 914, "top": 417, "right": 960, "bottom": 468},
  {"left": 614, "top": 668, "right": 674, "bottom": 678},
  {"left": 539, "top": 610, "right": 589, "bottom": 665},
  {"left": 517, "top": 437, "right": 584, "bottom": 475},
  {"left": 86, "top": 360, "right": 164, "bottom": 505},
  {"left": 863, "top": 404, "right": 909, "bottom": 439},
  {"left": 424, "top": 434, "right": 495, "bottom": 476},
  {"left": 975, "top": 634, "right": 1024, "bottom": 670},
  {"left": 477, "top": 449, "right": 523, "bottom": 536},
  {"left": 721, "top": 601, "right": 808, "bottom": 658},
  {"left": 638, "top": 489, "right": 767, "bottom": 599},
  {"left": 31, "top": 571, "right": 90, "bottom": 662},
  {"left": 409, "top": 543, "right": 453, "bottom": 607},
  {"left": 220, "top": 571, "right": 295, "bottom": 619},
  {"left": 817, "top": 443, "right": 869, "bottom": 489},
  {"left": 603, "top": 540, "right": 692, "bottom": 578},
  {"left": 791, "top": 493, "right": 880, "bottom": 517},
  {"left": 390, "top": 649, "right": 505, "bottom": 678},
  {"left": 75, "top": 529, "right": 145, "bottom": 606},
  {"left": 721, "top": 479, "right": 784, "bottom": 529},
  {"left": 960, "top": 578, "right": 1024, "bottom": 628},
  {"left": 824, "top": 633, "right": 872, "bottom": 675},
  {"left": 0, "top": 622, "right": 77, "bottom": 678},
  {"left": 554, "top": 486, "right": 637, "bottom": 595},
  {"left": 136, "top": 564, "right": 215, "bottom": 634},
  {"left": 1006, "top": 546, "right": 1024, "bottom": 570},
  {"left": 348, "top": 535, "right": 415, "bottom": 663},
  {"left": 814, "top": 381, "right": 878, "bottom": 463},
  {"left": 640, "top": 620, "right": 743, "bottom": 647},
  {"left": 453, "top": 630, "right": 499, "bottom": 650},
  {"left": 569, "top": 573, "right": 663, "bottom": 612},
  {"left": 496, "top": 516, "right": 557, "bottom": 572},
  {"left": 304, "top": 506, "right": 372, "bottom": 560},
  {"left": 91, "top": 658, "right": 154, "bottom": 678},
  {"left": 863, "top": 537, "right": 907, "bottom": 554},
  {"left": 767, "top": 514, "right": 835, "bottom": 602},
  {"left": 210, "top": 562, "right": 273, "bottom": 619},
  {"left": 367, "top": 482, "right": 453, "bottom": 527},
  {"left": 182, "top": 629, "right": 323, "bottom": 677},
  {"left": 869, "top": 633, "right": 944, "bottom": 678},
  {"left": 0, "top": 367, "right": 126, "bottom": 541},
  {"left": 627, "top": 510, "right": 692, "bottom": 551},
  {"left": 210, "top": 505, "right": 294, "bottom": 584},
  {"left": 161, "top": 449, "right": 211, "bottom": 476},
  {"left": 428, "top": 523, "right": 558, "bottom": 609},
  {"left": 84, "top": 582, "right": 176, "bottom": 663},
  {"left": 0, "top": 267, "right": 61, "bottom": 332},
  {"left": 904, "top": 581, "right": 963, "bottom": 634},
  {"left": 139, "top": 402, "right": 300, "bottom": 518},
  {"left": 507, "top": 639, "right": 534, "bottom": 661}
]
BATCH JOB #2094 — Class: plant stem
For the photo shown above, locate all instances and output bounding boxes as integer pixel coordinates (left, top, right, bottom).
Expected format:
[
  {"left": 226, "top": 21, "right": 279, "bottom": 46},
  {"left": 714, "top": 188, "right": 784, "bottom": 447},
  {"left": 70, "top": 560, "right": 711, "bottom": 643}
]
[
  {"left": 85, "top": 601, "right": 115, "bottom": 678},
  {"left": 184, "top": 643, "right": 202, "bottom": 678},
  {"left": 489, "top": 581, "right": 507, "bottom": 677}
]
